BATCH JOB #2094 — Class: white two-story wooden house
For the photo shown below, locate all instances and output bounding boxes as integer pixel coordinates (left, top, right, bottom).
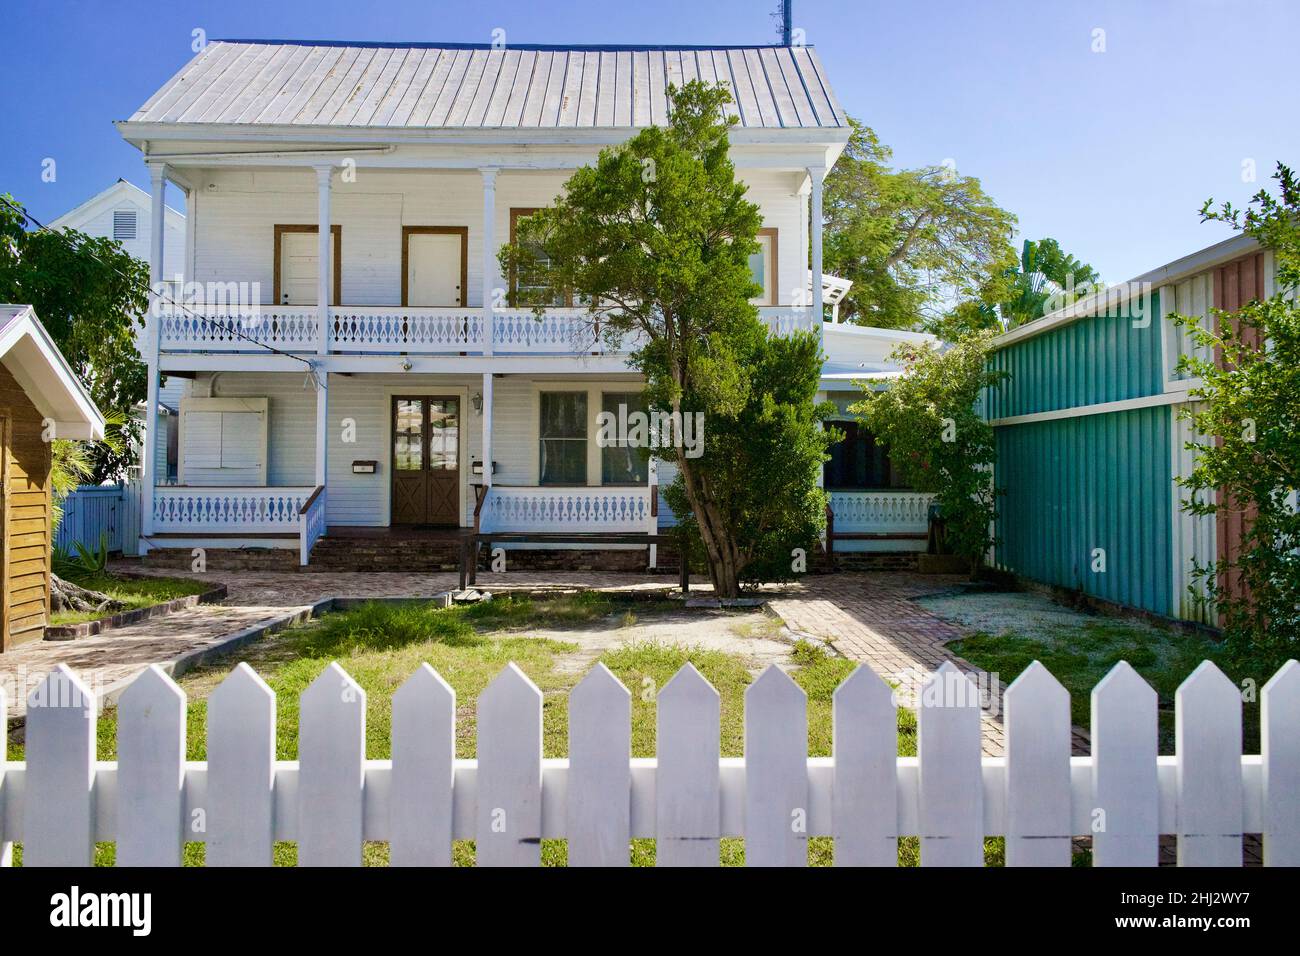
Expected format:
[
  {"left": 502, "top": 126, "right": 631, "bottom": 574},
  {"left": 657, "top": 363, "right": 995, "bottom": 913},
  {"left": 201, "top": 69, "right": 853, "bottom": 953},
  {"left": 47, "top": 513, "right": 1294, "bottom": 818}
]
[{"left": 118, "top": 40, "right": 935, "bottom": 568}]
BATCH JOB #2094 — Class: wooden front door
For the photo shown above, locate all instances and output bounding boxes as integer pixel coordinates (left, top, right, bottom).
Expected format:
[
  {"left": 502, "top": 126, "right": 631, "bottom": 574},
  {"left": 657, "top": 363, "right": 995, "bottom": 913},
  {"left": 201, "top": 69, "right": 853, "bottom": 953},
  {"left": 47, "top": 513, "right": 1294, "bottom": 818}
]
[{"left": 391, "top": 396, "right": 460, "bottom": 526}]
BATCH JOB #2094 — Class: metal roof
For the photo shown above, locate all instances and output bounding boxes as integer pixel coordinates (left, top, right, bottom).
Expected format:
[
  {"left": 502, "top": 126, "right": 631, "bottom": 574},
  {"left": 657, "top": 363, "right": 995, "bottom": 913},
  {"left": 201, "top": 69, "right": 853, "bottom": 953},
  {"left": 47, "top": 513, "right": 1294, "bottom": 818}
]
[{"left": 127, "top": 40, "right": 848, "bottom": 130}]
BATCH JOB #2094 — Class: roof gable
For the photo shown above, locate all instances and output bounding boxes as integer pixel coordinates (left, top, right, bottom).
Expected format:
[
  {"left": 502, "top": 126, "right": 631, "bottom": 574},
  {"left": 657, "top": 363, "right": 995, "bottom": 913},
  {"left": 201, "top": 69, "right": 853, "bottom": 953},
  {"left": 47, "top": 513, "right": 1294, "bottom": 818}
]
[
  {"left": 0, "top": 306, "right": 106, "bottom": 440},
  {"left": 48, "top": 180, "right": 185, "bottom": 233}
]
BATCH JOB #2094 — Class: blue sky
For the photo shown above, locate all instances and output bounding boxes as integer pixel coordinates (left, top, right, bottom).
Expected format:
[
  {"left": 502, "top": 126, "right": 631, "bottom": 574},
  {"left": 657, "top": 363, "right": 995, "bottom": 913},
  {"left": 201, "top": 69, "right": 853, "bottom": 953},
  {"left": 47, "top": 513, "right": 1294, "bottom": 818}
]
[{"left": 2, "top": 0, "right": 1296, "bottom": 282}]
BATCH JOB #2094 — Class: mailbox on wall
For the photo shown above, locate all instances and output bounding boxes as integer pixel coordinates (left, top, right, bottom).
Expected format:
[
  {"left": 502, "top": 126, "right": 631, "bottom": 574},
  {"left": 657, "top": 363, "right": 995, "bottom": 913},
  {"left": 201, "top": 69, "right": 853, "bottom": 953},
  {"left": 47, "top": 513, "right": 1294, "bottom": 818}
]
[{"left": 352, "top": 460, "right": 378, "bottom": 474}]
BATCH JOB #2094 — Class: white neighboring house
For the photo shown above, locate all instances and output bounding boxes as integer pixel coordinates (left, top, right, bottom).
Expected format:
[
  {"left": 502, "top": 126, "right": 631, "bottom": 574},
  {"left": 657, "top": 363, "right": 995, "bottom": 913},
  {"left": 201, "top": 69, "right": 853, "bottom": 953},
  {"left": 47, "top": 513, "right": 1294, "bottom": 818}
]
[
  {"left": 116, "top": 39, "right": 935, "bottom": 566},
  {"left": 49, "top": 179, "right": 187, "bottom": 485}
]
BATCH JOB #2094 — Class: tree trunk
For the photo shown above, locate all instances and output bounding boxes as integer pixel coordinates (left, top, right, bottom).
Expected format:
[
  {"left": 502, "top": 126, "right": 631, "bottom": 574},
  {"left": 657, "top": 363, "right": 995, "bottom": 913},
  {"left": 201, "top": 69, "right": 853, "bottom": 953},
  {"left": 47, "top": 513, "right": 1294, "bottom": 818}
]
[
  {"left": 676, "top": 456, "right": 743, "bottom": 599},
  {"left": 50, "top": 574, "right": 125, "bottom": 615}
]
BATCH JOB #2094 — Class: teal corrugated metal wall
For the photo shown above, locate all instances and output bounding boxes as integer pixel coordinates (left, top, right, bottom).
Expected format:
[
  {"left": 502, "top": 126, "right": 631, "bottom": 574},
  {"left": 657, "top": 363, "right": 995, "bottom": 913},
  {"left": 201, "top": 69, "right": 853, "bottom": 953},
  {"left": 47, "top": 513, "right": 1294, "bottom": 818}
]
[
  {"left": 987, "top": 291, "right": 1164, "bottom": 420},
  {"left": 994, "top": 407, "right": 1172, "bottom": 616}
]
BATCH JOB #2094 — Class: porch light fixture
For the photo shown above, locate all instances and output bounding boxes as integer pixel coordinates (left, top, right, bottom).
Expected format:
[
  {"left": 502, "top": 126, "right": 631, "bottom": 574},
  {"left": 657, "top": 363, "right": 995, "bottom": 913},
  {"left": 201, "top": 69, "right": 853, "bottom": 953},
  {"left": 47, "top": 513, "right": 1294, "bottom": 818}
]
[
  {"left": 400, "top": 358, "right": 413, "bottom": 372},
  {"left": 471, "top": 391, "right": 483, "bottom": 414}
]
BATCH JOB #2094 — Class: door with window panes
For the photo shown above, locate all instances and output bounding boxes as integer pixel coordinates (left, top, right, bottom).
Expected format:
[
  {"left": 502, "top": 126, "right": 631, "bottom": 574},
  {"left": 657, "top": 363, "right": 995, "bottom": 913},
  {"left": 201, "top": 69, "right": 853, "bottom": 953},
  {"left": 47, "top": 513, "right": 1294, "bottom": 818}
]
[{"left": 391, "top": 396, "right": 460, "bottom": 525}]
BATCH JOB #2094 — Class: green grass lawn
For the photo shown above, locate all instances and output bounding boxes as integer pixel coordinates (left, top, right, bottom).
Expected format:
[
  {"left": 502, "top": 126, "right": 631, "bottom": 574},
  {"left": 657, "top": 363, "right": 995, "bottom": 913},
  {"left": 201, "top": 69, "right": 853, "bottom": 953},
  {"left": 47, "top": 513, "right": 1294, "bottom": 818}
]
[
  {"left": 10, "top": 593, "right": 968, "bottom": 866},
  {"left": 948, "top": 617, "right": 1258, "bottom": 753},
  {"left": 48, "top": 571, "right": 211, "bottom": 626}
]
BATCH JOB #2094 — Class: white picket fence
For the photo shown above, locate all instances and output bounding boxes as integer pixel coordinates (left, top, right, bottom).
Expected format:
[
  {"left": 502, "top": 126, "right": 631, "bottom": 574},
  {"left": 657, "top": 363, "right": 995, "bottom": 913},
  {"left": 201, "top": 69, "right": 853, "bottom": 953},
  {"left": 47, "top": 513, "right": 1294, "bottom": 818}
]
[{"left": 2, "top": 657, "right": 1298, "bottom": 867}]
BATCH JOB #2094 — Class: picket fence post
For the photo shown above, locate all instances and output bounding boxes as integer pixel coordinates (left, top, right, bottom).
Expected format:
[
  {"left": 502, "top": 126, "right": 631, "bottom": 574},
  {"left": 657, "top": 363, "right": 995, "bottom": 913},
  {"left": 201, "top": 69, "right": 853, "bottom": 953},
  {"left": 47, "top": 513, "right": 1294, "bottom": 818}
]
[
  {"left": 832, "top": 663, "right": 897, "bottom": 866},
  {"left": 298, "top": 662, "right": 366, "bottom": 866},
  {"left": 567, "top": 662, "right": 631, "bottom": 867},
  {"left": 23, "top": 665, "right": 96, "bottom": 867},
  {"left": 391, "top": 663, "right": 456, "bottom": 867},
  {"left": 745, "top": 665, "right": 808, "bottom": 866},
  {"left": 207, "top": 662, "right": 277, "bottom": 866},
  {"left": 1091, "top": 661, "right": 1159, "bottom": 866},
  {"left": 476, "top": 662, "right": 543, "bottom": 867},
  {"left": 1004, "top": 661, "right": 1071, "bottom": 866},
  {"left": 117, "top": 665, "right": 187, "bottom": 866},
  {"left": 917, "top": 661, "right": 984, "bottom": 866},
  {"left": 1262, "top": 659, "right": 1300, "bottom": 865},
  {"left": 656, "top": 663, "right": 720, "bottom": 866},
  {"left": 1176, "top": 661, "right": 1243, "bottom": 866}
]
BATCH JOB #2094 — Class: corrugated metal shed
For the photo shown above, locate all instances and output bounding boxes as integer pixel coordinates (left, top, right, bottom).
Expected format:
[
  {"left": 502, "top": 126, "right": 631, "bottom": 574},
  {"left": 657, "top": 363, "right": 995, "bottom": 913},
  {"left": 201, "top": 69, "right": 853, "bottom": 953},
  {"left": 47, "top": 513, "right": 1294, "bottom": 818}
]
[
  {"left": 127, "top": 41, "right": 848, "bottom": 130},
  {"left": 995, "top": 408, "right": 1172, "bottom": 616},
  {"left": 987, "top": 292, "right": 1166, "bottom": 420}
]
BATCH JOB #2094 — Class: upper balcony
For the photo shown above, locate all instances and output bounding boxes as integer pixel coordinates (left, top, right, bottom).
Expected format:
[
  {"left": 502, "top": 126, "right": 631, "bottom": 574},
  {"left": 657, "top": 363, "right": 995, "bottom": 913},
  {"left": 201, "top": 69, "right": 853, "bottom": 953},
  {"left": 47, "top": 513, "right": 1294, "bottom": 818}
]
[{"left": 155, "top": 304, "right": 818, "bottom": 356}]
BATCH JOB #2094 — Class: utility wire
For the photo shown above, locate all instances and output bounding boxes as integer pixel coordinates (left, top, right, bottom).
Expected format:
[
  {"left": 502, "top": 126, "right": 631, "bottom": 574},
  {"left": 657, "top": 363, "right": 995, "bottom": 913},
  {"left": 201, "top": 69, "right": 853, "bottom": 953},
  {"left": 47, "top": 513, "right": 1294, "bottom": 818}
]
[{"left": 1, "top": 194, "right": 322, "bottom": 383}]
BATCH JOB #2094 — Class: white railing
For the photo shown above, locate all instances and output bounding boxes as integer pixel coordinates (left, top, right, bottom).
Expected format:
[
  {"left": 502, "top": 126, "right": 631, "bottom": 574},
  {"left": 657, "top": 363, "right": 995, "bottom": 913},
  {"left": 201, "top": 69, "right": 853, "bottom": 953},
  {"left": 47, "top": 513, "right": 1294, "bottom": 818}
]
[
  {"left": 829, "top": 490, "right": 934, "bottom": 533},
  {"left": 153, "top": 486, "right": 314, "bottom": 534},
  {"left": 157, "top": 305, "right": 319, "bottom": 352},
  {"left": 480, "top": 486, "right": 652, "bottom": 533},
  {"left": 157, "top": 305, "right": 818, "bottom": 355},
  {"left": 492, "top": 308, "right": 611, "bottom": 353},
  {"left": 760, "top": 306, "right": 819, "bottom": 337},
  {"left": 5, "top": 658, "right": 1297, "bottom": 866},
  {"left": 298, "top": 486, "right": 327, "bottom": 566},
  {"left": 330, "top": 306, "right": 484, "bottom": 352}
]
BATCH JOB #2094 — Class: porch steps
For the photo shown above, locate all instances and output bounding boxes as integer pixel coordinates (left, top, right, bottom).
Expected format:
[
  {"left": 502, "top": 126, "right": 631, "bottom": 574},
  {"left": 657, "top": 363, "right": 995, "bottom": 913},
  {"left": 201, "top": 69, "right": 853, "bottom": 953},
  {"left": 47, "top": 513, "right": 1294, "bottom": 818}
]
[{"left": 307, "top": 534, "right": 464, "bottom": 572}]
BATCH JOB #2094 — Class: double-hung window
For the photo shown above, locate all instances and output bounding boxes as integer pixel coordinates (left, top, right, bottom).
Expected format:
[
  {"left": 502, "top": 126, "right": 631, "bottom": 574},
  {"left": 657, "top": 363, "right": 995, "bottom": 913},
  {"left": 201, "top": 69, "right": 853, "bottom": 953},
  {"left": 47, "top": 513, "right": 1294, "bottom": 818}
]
[{"left": 539, "top": 391, "right": 588, "bottom": 485}]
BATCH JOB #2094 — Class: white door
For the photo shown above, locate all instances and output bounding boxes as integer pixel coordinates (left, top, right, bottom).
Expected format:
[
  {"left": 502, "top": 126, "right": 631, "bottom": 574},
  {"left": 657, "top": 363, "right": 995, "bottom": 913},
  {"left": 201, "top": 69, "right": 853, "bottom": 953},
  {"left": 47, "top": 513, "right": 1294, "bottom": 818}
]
[
  {"left": 280, "top": 231, "right": 334, "bottom": 305},
  {"left": 407, "top": 232, "right": 463, "bottom": 306}
]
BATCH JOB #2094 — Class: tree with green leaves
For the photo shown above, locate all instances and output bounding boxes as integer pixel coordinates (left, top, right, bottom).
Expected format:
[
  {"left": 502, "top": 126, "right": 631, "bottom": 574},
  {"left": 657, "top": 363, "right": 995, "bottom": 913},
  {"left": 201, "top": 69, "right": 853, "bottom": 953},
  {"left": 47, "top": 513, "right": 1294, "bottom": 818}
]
[
  {"left": 823, "top": 120, "right": 1018, "bottom": 331},
  {"left": 851, "top": 334, "right": 1006, "bottom": 577},
  {"left": 934, "top": 236, "right": 1102, "bottom": 340},
  {"left": 501, "top": 82, "right": 835, "bottom": 597},
  {"left": 1175, "top": 162, "right": 1300, "bottom": 668},
  {"left": 0, "top": 194, "right": 149, "bottom": 480}
]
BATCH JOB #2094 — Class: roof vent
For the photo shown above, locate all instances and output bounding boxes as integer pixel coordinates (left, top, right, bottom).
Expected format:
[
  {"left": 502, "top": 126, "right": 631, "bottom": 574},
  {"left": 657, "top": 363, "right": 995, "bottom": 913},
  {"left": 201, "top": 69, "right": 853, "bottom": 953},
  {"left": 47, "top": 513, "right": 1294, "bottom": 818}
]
[{"left": 113, "top": 209, "right": 138, "bottom": 241}]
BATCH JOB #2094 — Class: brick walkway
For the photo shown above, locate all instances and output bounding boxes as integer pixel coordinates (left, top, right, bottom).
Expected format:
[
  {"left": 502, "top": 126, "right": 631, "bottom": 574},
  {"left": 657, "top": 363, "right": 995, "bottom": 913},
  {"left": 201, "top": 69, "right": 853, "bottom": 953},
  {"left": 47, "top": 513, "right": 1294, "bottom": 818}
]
[{"left": 771, "top": 573, "right": 1093, "bottom": 756}]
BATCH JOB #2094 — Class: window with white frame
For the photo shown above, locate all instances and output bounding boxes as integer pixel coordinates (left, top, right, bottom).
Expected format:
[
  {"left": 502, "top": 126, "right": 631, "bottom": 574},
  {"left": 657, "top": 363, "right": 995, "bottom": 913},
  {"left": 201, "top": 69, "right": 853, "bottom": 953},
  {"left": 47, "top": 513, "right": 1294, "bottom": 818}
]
[
  {"left": 600, "top": 391, "right": 649, "bottom": 485},
  {"left": 539, "top": 391, "right": 587, "bottom": 485}
]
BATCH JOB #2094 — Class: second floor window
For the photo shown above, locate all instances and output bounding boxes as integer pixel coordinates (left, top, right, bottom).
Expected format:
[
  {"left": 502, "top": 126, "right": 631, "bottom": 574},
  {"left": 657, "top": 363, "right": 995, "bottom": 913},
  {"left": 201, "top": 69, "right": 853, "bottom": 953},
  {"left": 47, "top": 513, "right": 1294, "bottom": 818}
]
[
  {"left": 539, "top": 391, "right": 587, "bottom": 485},
  {"left": 510, "top": 208, "right": 569, "bottom": 307}
]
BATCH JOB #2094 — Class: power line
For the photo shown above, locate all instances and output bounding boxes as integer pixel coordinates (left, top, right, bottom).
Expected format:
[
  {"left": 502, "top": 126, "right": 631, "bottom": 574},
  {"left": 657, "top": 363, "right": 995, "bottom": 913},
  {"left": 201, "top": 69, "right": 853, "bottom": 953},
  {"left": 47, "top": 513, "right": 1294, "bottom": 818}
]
[{"left": 0, "top": 193, "right": 321, "bottom": 381}]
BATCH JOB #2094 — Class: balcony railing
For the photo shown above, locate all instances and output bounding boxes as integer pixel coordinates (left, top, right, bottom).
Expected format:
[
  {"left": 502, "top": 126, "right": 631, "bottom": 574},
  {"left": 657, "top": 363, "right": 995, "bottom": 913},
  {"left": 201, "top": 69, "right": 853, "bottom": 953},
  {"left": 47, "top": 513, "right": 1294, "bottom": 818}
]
[{"left": 157, "top": 305, "right": 818, "bottom": 356}]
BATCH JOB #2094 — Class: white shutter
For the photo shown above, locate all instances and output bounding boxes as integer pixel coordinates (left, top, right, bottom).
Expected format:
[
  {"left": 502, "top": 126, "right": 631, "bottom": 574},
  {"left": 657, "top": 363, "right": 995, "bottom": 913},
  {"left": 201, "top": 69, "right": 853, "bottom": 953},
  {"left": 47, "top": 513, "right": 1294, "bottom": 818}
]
[
  {"left": 183, "top": 411, "right": 224, "bottom": 468},
  {"left": 219, "top": 412, "right": 264, "bottom": 468}
]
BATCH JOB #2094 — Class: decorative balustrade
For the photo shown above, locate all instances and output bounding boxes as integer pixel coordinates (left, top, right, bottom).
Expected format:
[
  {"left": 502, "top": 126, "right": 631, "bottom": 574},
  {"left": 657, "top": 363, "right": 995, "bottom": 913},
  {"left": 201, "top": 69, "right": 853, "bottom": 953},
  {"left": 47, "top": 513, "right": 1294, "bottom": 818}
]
[
  {"left": 157, "top": 306, "right": 319, "bottom": 351},
  {"left": 759, "top": 306, "right": 819, "bottom": 337},
  {"left": 330, "top": 307, "right": 484, "bottom": 352},
  {"left": 480, "top": 485, "right": 652, "bottom": 534},
  {"left": 156, "top": 305, "right": 815, "bottom": 355},
  {"left": 153, "top": 486, "right": 314, "bottom": 534},
  {"left": 828, "top": 490, "right": 935, "bottom": 533},
  {"left": 299, "top": 486, "right": 328, "bottom": 565}
]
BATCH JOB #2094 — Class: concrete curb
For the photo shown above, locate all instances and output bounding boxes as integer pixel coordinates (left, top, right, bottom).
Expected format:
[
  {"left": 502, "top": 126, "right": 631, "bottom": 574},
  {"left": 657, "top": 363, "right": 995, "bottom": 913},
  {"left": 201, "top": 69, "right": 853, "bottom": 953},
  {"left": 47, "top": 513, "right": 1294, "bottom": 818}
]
[{"left": 43, "top": 583, "right": 229, "bottom": 642}]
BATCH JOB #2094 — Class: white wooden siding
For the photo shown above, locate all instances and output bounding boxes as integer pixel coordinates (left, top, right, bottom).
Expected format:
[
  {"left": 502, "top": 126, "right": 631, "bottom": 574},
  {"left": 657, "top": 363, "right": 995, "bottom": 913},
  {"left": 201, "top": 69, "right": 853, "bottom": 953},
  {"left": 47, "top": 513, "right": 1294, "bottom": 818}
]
[
  {"left": 1170, "top": 403, "right": 1217, "bottom": 624},
  {"left": 192, "top": 168, "right": 807, "bottom": 310}
]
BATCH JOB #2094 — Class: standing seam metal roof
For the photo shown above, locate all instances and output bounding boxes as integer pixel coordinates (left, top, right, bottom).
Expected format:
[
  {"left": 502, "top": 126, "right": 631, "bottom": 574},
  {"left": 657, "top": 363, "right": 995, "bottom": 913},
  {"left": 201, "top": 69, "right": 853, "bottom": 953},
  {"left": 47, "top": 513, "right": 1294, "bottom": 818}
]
[{"left": 127, "top": 41, "right": 848, "bottom": 130}]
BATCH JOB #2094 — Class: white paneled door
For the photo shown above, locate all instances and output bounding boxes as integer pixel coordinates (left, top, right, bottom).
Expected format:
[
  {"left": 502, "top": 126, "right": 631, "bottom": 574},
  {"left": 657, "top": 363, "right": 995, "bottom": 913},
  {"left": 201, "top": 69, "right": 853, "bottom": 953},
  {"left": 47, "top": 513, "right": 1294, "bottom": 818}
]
[
  {"left": 279, "top": 230, "right": 334, "bottom": 306},
  {"left": 405, "top": 228, "right": 466, "bottom": 307}
]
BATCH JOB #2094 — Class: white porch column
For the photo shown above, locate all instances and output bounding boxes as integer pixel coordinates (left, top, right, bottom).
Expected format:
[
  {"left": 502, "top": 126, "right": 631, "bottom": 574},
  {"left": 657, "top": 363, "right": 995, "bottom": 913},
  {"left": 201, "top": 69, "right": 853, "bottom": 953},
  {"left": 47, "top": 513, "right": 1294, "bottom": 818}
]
[
  {"left": 808, "top": 165, "right": 826, "bottom": 345},
  {"left": 480, "top": 167, "right": 498, "bottom": 356},
  {"left": 480, "top": 371, "right": 494, "bottom": 488},
  {"left": 647, "top": 456, "right": 658, "bottom": 569},
  {"left": 140, "top": 163, "right": 169, "bottom": 539},
  {"left": 315, "top": 165, "right": 332, "bottom": 355},
  {"left": 314, "top": 369, "right": 328, "bottom": 488}
]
